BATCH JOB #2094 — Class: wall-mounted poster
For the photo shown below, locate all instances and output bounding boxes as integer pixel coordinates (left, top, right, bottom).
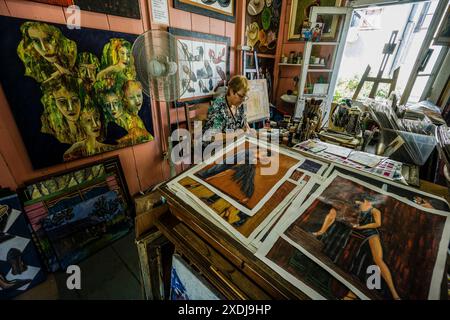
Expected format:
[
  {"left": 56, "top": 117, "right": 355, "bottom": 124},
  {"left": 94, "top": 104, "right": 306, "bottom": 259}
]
[
  {"left": 0, "top": 16, "right": 154, "bottom": 169},
  {"left": 0, "top": 193, "right": 47, "bottom": 299},
  {"left": 169, "top": 28, "right": 230, "bottom": 106},
  {"left": 30, "top": 0, "right": 142, "bottom": 19},
  {"left": 173, "top": 0, "right": 235, "bottom": 23},
  {"left": 19, "top": 156, "right": 132, "bottom": 272}
]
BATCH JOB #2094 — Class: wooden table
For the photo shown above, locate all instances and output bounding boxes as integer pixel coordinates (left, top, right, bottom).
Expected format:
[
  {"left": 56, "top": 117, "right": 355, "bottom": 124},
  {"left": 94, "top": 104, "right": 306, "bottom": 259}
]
[
  {"left": 145, "top": 147, "right": 449, "bottom": 300},
  {"left": 154, "top": 184, "right": 309, "bottom": 299}
]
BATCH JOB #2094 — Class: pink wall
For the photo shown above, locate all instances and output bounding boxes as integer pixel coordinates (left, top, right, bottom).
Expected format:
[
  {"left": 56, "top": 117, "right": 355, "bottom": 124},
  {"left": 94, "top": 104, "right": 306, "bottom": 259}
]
[{"left": 0, "top": 0, "right": 237, "bottom": 195}]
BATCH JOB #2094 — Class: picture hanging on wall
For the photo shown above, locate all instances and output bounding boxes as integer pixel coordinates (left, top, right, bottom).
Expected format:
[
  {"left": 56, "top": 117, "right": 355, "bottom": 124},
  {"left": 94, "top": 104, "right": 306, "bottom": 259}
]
[
  {"left": 288, "top": 0, "right": 340, "bottom": 41},
  {"left": 0, "top": 16, "right": 154, "bottom": 169},
  {"left": 169, "top": 27, "right": 230, "bottom": 106},
  {"left": 173, "top": 0, "right": 235, "bottom": 23},
  {"left": 19, "top": 156, "right": 133, "bottom": 272},
  {"left": 30, "top": 0, "right": 142, "bottom": 19}
]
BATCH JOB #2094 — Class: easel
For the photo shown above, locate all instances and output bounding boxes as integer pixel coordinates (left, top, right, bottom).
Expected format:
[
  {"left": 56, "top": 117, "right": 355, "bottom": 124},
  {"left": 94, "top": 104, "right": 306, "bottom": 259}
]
[
  {"left": 238, "top": 45, "right": 260, "bottom": 80},
  {"left": 352, "top": 31, "right": 400, "bottom": 101}
]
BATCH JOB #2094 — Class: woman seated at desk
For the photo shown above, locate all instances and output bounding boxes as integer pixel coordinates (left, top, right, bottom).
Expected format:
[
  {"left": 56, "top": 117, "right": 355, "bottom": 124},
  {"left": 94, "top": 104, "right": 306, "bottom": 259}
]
[{"left": 202, "top": 75, "right": 251, "bottom": 144}]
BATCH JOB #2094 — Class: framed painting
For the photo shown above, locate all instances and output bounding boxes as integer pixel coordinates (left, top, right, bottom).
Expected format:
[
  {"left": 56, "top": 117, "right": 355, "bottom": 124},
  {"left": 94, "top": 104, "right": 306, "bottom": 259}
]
[
  {"left": 30, "top": 0, "right": 142, "bottom": 19},
  {"left": 288, "top": 0, "right": 340, "bottom": 41},
  {"left": 18, "top": 156, "right": 133, "bottom": 272},
  {"left": 173, "top": 0, "right": 235, "bottom": 23},
  {"left": 30, "top": 0, "right": 74, "bottom": 5},
  {"left": 0, "top": 16, "right": 154, "bottom": 169},
  {"left": 257, "top": 172, "right": 450, "bottom": 300},
  {"left": 434, "top": 6, "right": 450, "bottom": 46},
  {"left": 0, "top": 192, "right": 47, "bottom": 300},
  {"left": 168, "top": 27, "right": 230, "bottom": 106}
]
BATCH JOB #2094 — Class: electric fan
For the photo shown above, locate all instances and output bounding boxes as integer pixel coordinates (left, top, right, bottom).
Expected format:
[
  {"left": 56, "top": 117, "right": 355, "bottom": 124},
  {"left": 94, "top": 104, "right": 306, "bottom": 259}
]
[
  {"left": 132, "top": 30, "right": 193, "bottom": 178},
  {"left": 132, "top": 30, "right": 191, "bottom": 102}
]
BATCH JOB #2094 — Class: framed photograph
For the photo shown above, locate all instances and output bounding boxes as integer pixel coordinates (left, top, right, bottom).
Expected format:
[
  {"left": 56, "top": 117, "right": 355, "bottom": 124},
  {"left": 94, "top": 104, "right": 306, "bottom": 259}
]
[
  {"left": 173, "top": 0, "right": 235, "bottom": 23},
  {"left": 0, "top": 16, "right": 154, "bottom": 169},
  {"left": 18, "top": 156, "right": 133, "bottom": 272},
  {"left": 434, "top": 7, "right": 450, "bottom": 46},
  {"left": 288, "top": 0, "right": 340, "bottom": 41},
  {"left": 168, "top": 27, "right": 230, "bottom": 106}
]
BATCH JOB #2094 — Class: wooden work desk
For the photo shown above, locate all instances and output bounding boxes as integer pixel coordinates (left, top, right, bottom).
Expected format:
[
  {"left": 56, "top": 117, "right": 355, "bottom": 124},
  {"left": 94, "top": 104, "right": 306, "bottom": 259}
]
[
  {"left": 155, "top": 183, "right": 309, "bottom": 300},
  {"left": 145, "top": 147, "right": 449, "bottom": 300}
]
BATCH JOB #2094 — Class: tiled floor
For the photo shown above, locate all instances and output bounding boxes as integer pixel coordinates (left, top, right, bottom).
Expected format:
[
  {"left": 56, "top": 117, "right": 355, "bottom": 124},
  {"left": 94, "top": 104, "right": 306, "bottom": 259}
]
[{"left": 14, "top": 231, "right": 143, "bottom": 300}]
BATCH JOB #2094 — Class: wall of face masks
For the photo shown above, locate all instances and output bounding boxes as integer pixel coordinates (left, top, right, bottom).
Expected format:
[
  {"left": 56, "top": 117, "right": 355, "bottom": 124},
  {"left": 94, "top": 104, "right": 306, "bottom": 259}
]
[{"left": 0, "top": 16, "right": 154, "bottom": 169}]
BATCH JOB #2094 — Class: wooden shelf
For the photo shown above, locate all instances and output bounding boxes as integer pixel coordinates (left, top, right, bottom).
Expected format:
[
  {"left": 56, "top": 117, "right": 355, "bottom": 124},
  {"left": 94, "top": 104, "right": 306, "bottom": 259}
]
[
  {"left": 246, "top": 52, "right": 276, "bottom": 59},
  {"left": 278, "top": 63, "right": 302, "bottom": 66},
  {"left": 307, "top": 69, "right": 333, "bottom": 72},
  {"left": 311, "top": 41, "right": 339, "bottom": 46},
  {"left": 304, "top": 93, "right": 328, "bottom": 97}
]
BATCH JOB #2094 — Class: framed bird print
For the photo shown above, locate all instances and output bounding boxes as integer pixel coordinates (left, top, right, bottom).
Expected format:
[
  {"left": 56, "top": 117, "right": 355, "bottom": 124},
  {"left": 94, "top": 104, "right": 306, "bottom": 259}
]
[
  {"left": 168, "top": 27, "right": 230, "bottom": 106},
  {"left": 173, "top": 0, "right": 235, "bottom": 22}
]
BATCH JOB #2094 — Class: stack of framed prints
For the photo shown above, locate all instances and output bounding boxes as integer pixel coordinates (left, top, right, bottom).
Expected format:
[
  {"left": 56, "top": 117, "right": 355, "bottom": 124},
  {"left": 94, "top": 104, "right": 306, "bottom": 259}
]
[
  {"left": 0, "top": 192, "right": 47, "bottom": 299},
  {"left": 167, "top": 135, "right": 329, "bottom": 249},
  {"left": 19, "top": 156, "right": 133, "bottom": 272},
  {"left": 256, "top": 169, "right": 450, "bottom": 300}
]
